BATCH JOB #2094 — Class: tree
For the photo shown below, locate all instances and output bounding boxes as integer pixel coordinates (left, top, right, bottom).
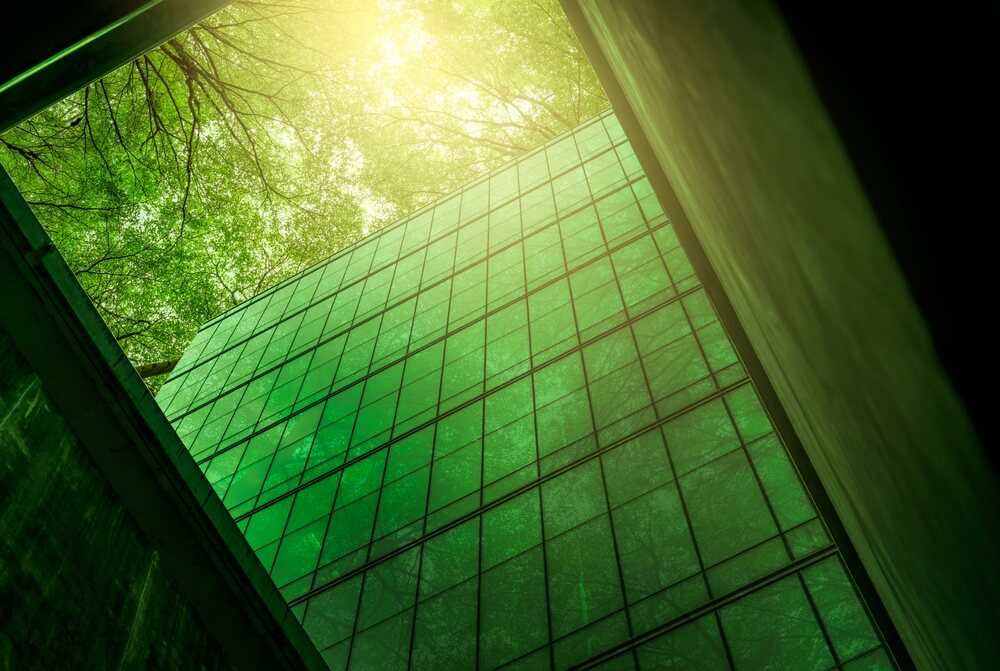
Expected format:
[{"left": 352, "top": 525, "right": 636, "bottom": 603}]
[{"left": 0, "top": 0, "right": 608, "bottom": 387}]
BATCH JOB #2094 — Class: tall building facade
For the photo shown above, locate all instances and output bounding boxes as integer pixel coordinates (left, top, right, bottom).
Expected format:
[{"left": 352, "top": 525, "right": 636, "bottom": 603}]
[{"left": 157, "top": 110, "right": 896, "bottom": 670}]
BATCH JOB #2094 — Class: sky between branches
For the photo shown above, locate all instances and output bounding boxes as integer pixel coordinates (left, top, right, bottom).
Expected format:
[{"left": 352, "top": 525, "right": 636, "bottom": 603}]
[{"left": 0, "top": 0, "right": 608, "bottom": 384}]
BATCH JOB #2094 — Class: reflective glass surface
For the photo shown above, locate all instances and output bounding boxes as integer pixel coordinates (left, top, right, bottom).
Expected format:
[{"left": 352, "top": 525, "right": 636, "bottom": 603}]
[{"left": 161, "top": 110, "right": 894, "bottom": 671}]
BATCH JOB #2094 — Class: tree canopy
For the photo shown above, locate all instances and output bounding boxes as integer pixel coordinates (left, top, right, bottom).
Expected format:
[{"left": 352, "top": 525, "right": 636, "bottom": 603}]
[{"left": 0, "top": 0, "right": 608, "bottom": 385}]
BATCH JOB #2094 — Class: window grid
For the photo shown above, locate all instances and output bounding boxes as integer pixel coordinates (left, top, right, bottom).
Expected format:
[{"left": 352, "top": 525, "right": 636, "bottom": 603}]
[
  {"left": 175, "top": 198, "right": 678, "bottom": 466},
  {"left": 199, "top": 281, "right": 717, "bottom": 519},
  {"left": 162, "top": 110, "right": 896, "bottom": 671},
  {"left": 159, "top": 113, "right": 628, "bottom": 404}
]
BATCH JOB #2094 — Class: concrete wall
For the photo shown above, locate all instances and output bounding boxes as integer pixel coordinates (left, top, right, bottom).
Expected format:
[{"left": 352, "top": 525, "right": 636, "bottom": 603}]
[
  {"left": 566, "top": 2, "right": 998, "bottom": 669},
  {"left": 0, "top": 164, "right": 326, "bottom": 671},
  {"left": 0, "top": 328, "right": 231, "bottom": 670}
]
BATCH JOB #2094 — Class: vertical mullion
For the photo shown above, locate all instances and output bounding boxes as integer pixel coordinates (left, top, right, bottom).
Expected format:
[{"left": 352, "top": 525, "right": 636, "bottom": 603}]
[
  {"left": 797, "top": 570, "right": 843, "bottom": 668},
  {"left": 308, "top": 220, "right": 425, "bottom": 664},
  {"left": 676, "top": 285, "right": 799, "bottom": 565},
  {"left": 713, "top": 610, "right": 738, "bottom": 671},
  {"left": 172, "top": 172, "right": 646, "bottom": 431},
  {"left": 597, "top": 146, "right": 744, "bottom": 671},
  {"left": 715, "top": 379, "right": 795, "bottom": 561},
  {"left": 405, "top": 207, "right": 458, "bottom": 666},
  {"left": 365, "top": 251, "right": 406, "bottom": 369},
  {"left": 566, "top": 130, "right": 637, "bottom": 652},
  {"left": 472, "top": 175, "right": 492, "bottom": 671},
  {"left": 299, "top": 434, "right": 348, "bottom": 657},
  {"left": 582, "top": 137, "right": 726, "bottom": 663},
  {"left": 343, "top": 370, "right": 405, "bottom": 670},
  {"left": 518, "top": 157, "right": 558, "bottom": 670}
]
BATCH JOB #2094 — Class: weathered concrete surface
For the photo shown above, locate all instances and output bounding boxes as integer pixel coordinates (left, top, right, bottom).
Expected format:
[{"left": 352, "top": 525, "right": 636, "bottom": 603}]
[
  {"left": 567, "top": 2, "right": 998, "bottom": 669},
  {"left": 0, "top": 328, "right": 231, "bottom": 671},
  {"left": 0, "top": 164, "right": 326, "bottom": 670}
]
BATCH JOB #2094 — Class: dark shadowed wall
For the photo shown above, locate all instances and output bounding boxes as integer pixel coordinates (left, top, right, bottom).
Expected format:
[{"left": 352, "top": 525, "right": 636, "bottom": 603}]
[
  {"left": 564, "top": 2, "right": 998, "bottom": 669},
  {"left": 0, "top": 162, "right": 327, "bottom": 671},
  {"left": 0, "top": 328, "right": 231, "bottom": 671}
]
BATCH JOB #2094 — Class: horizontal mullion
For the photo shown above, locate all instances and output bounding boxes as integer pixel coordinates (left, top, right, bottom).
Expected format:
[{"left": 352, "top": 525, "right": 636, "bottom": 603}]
[
  {"left": 170, "top": 133, "right": 630, "bottom": 382},
  {"left": 193, "top": 255, "right": 696, "bottom": 475},
  {"left": 571, "top": 546, "right": 840, "bottom": 670},
  {"left": 282, "top": 378, "right": 754, "bottom": 607},
  {"left": 494, "top": 515, "right": 834, "bottom": 670},
  {"left": 236, "top": 338, "right": 732, "bottom": 527},
  {"left": 194, "top": 108, "right": 616, "bottom": 336},
  {"left": 234, "top": 354, "right": 738, "bottom": 536},
  {"left": 172, "top": 195, "right": 666, "bottom": 425}
]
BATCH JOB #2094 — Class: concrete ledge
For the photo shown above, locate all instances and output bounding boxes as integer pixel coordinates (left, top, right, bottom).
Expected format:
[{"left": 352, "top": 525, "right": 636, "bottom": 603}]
[{"left": 0, "top": 164, "right": 326, "bottom": 671}]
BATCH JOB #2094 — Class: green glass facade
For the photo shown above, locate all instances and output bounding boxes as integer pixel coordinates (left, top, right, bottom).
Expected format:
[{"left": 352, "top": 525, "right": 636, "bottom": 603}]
[{"left": 158, "top": 110, "right": 895, "bottom": 670}]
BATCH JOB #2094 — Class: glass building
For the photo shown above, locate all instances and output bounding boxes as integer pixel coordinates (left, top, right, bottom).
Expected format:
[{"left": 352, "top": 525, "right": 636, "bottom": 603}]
[{"left": 157, "top": 110, "right": 895, "bottom": 670}]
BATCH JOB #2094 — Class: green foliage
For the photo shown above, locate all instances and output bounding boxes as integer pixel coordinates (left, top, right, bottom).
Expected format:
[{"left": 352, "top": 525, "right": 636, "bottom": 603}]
[{"left": 0, "top": 0, "right": 607, "bottom": 382}]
